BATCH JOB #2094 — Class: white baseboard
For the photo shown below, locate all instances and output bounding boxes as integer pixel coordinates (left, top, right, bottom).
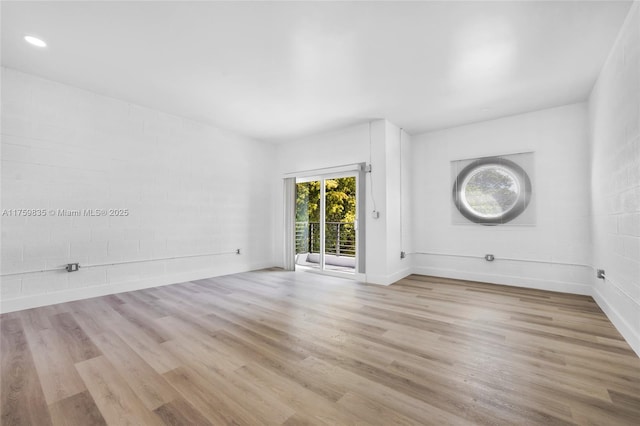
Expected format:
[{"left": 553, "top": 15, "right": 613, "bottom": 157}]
[
  {"left": 366, "top": 268, "right": 413, "bottom": 286},
  {"left": 591, "top": 287, "right": 640, "bottom": 357},
  {"left": 0, "top": 261, "right": 275, "bottom": 313},
  {"left": 411, "top": 266, "right": 592, "bottom": 295}
]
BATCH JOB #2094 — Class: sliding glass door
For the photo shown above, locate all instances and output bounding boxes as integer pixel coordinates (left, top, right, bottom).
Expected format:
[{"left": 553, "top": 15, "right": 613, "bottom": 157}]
[
  {"left": 295, "top": 179, "right": 322, "bottom": 269},
  {"left": 323, "top": 176, "right": 357, "bottom": 272},
  {"left": 295, "top": 173, "right": 358, "bottom": 275}
]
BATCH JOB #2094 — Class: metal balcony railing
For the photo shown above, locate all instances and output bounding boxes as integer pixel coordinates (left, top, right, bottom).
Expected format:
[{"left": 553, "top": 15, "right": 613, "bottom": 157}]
[{"left": 295, "top": 222, "right": 356, "bottom": 257}]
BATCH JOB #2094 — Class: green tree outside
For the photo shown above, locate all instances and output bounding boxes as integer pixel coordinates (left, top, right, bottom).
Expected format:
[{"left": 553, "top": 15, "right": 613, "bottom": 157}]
[{"left": 296, "top": 177, "right": 356, "bottom": 256}]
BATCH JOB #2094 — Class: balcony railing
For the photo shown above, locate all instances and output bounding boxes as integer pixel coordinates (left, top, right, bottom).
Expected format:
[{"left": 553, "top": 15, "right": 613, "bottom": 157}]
[{"left": 295, "top": 222, "right": 356, "bottom": 257}]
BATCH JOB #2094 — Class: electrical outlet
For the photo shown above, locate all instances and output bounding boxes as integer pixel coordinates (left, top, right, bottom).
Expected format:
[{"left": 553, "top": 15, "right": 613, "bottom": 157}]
[
  {"left": 597, "top": 269, "right": 605, "bottom": 279},
  {"left": 400, "top": 251, "right": 406, "bottom": 259},
  {"left": 236, "top": 249, "right": 241, "bottom": 255},
  {"left": 66, "top": 263, "right": 80, "bottom": 272},
  {"left": 484, "top": 254, "right": 495, "bottom": 262}
]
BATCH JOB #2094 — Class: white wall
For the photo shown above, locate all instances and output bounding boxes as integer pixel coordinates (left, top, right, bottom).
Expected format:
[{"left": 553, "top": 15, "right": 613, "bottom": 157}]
[
  {"left": 384, "top": 125, "right": 414, "bottom": 282},
  {"left": 411, "top": 103, "right": 592, "bottom": 295},
  {"left": 0, "top": 68, "right": 275, "bottom": 312},
  {"left": 589, "top": 3, "right": 640, "bottom": 355},
  {"left": 273, "top": 120, "right": 412, "bottom": 285}
]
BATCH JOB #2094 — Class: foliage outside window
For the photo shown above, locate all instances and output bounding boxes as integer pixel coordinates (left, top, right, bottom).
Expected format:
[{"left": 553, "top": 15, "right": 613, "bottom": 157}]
[{"left": 296, "top": 177, "right": 356, "bottom": 256}]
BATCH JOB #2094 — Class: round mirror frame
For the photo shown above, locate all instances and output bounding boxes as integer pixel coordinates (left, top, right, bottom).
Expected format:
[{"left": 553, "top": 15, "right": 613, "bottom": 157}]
[{"left": 452, "top": 157, "right": 532, "bottom": 225}]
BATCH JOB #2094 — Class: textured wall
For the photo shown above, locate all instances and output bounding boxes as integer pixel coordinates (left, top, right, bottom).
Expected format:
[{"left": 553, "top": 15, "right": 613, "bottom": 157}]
[
  {"left": 589, "top": 3, "right": 640, "bottom": 354},
  {"left": 411, "top": 103, "right": 592, "bottom": 295},
  {"left": 1, "top": 68, "right": 275, "bottom": 311}
]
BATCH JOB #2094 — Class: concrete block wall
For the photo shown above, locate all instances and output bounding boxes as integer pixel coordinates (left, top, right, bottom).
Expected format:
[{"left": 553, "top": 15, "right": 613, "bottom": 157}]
[
  {"left": 411, "top": 103, "right": 593, "bottom": 295},
  {"left": 1, "top": 67, "right": 275, "bottom": 312},
  {"left": 589, "top": 3, "right": 640, "bottom": 354}
]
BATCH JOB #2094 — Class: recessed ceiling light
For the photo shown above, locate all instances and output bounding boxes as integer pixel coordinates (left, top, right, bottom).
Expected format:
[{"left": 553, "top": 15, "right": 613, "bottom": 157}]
[{"left": 24, "top": 35, "right": 47, "bottom": 48}]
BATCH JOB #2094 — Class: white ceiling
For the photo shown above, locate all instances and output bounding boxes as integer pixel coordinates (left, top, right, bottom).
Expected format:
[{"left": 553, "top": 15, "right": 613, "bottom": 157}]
[{"left": 1, "top": 1, "right": 633, "bottom": 142}]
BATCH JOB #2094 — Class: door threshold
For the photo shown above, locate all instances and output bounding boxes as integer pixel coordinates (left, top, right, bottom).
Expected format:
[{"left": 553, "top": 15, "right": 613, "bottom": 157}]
[{"left": 295, "top": 265, "right": 365, "bottom": 281}]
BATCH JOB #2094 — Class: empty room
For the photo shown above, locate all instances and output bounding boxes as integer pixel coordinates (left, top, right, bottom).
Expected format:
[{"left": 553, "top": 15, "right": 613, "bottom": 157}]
[{"left": 1, "top": 1, "right": 639, "bottom": 425}]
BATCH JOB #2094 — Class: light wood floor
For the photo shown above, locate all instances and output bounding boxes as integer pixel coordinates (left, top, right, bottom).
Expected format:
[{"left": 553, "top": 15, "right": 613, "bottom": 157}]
[{"left": 1, "top": 270, "right": 639, "bottom": 425}]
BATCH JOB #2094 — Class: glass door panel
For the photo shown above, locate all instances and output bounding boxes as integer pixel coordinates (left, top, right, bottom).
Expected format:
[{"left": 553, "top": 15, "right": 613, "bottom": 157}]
[
  {"left": 324, "top": 176, "right": 357, "bottom": 273},
  {"left": 295, "top": 180, "right": 321, "bottom": 269}
]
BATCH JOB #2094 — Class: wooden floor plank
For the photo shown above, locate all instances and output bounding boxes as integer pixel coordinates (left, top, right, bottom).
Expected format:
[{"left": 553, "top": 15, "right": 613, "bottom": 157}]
[
  {"left": 152, "top": 397, "right": 213, "bottom": 426},
  {"left": 91, "top": 331, "right": 178, "bottom": 410},
  {"left": 0, "top": 318, "right": 52, "bottom": 426},
  {"left": 24, "top": 328, "right": 86, "bottom": 404},
  {"left": 48, "top": 390, "right": 107, "bottom": 426},
  {"left": 75, "top": 356, "right": 164, "bottom": 426},
  {"left": 163, "top": 366, "right": 265, "bottom": 425},
  {"left": 49, "top": 312, "right": 101, "bottom": 363},
  {"left": 234, "top": 362, "right": 362, "bottom": 425},
  {"left": 1, "top": 270, "right": 639, "bottom": 425},
  {"left": 337, "top": 391, "right": 420, "bottom": 426},
  {"left": 107, "top": 316, "right": 181, "bottom": 375},
  {"left": 299, "top": 355, "right": 473, "bottom": 426}
]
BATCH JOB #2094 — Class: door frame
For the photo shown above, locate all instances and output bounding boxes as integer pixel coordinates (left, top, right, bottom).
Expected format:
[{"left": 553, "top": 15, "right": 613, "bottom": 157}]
[{"left": 292, "top": 164, "right": 366, "bottom": 280}]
